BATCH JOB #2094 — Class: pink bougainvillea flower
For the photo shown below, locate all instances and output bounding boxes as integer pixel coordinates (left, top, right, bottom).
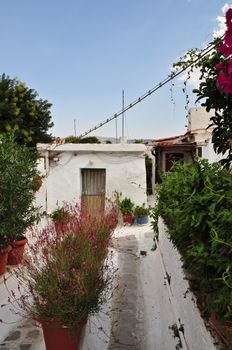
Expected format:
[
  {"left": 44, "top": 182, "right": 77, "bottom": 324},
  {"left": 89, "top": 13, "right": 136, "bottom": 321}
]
[
  {"left": 228, "top": 59, "right": 232, "bottom": 74},
  {"left": 226, "top": 8, "right": 232, "bottom": 25},
  {"left": 224, "top": 80, "right": 232, "bottom": 93},
  {"left": 218, "top": 44, "right": 231, "bottom": 58},
  {"left": 215, "top": 62, "right": 225, "bottom": 70},
  {"left": 217, "top": 71, "right": 232, "bottom": 94},
  {"left": 225, "top": 30, "right": 232, "bottom": 48}
]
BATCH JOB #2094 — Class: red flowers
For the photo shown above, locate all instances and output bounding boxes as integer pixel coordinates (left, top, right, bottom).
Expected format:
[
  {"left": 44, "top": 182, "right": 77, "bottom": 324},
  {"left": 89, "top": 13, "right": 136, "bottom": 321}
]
[
  {"left": 5, "top": 202, "right": 118, "bottom": 330},
  {"left": 216, "top": 8, "right": 232, "bottom": 94}
]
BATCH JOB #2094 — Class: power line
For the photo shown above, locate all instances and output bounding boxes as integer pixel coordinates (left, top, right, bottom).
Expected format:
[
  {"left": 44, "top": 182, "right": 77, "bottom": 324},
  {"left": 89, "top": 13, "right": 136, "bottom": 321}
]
[{"left": 78, "top": 38, "right": 221, "bottom": 138}]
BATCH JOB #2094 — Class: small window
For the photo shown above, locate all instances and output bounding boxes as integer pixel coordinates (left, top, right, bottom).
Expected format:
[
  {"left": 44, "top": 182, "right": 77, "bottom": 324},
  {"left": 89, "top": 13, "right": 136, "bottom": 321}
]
[
  {"left": 165, "top": 153, "right": 184, "bottom": 172},
  {"left": 197, "top": 147, "right": 202, "bottom": 158}
]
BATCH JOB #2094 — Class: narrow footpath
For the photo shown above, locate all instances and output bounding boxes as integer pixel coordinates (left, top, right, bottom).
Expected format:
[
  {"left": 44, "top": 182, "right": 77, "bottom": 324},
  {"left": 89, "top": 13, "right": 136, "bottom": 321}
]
[{"left": 0, "top": 222, "right": 218, "bottom": 350}]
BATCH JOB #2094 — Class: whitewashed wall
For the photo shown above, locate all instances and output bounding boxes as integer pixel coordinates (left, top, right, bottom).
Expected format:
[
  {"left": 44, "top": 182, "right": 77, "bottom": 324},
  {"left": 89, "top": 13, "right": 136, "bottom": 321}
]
[
  {"left": 188, "top": 107, "right": 215, "bottom": 131},
  {"left": 35, "top": 144, "right": 147, "bottom": 213},
  {"left": 201, "top": 139, "right": 225, "bottom": 163}
]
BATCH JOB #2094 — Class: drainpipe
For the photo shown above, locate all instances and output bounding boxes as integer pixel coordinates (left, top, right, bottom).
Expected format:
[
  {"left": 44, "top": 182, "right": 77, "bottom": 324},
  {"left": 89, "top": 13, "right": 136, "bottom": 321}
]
[
  {"left": 44, "top": 151, "right": 50, "bottom": 214},
  {"left": 151, "top": 148, "right": 158, "bottom": 189}
]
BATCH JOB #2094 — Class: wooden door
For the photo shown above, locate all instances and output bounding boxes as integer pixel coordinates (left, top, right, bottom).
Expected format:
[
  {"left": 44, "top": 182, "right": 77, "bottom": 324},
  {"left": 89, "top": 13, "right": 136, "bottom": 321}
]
[{"left": 81, "top": 169, "right": 106, "bottom": 213}]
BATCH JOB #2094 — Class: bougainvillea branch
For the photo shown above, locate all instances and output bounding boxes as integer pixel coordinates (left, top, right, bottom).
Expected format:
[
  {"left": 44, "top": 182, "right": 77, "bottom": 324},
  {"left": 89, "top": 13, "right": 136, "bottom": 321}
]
[{"left": 173, "top": 9, "right": 232, "bottom": 168}]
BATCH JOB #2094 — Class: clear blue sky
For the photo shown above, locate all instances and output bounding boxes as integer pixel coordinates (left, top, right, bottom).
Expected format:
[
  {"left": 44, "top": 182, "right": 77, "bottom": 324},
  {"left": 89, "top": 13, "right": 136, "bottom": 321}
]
[{"left": 0, "top": 1, "right": 230, "bottom": 140}]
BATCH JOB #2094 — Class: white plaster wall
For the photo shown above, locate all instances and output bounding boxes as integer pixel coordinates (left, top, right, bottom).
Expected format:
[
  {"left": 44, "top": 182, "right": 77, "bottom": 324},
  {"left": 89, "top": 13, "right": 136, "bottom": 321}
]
[
  {"left": 158, "top": 219, "right": 217, "bottom": 350},
  {"left": 188, "top": 107, "right": 215, "bottom": 131},
  {"left": 201, "top": 139, "right": 225, "bottom": 163},
  {"left": 192, "top": 130, "right": 212, "bottom": 143},
  {"left": 35, "top": 144, "right": 147, "bottom": 213}
]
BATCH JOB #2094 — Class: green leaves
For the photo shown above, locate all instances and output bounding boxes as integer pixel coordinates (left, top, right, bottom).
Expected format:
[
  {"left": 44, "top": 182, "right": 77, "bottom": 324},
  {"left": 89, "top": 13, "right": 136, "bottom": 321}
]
[
  {"left": 0, "top": 74, "right": 53, "bottom": 146},
  {"left": 152, "top": 160, "right": 232, "bottom": 323},
  {"left": 0, "top": 134, "right": 40, "bottom": 245}
]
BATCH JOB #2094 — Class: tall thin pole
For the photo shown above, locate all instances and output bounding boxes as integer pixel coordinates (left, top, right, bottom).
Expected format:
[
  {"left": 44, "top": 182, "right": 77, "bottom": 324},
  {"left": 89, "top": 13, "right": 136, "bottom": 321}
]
[
  {"left": 122, "top": 89, "right": 125, "bottom": 138},
  {"left": 74, "top": 119, "right": 77, "bottom": 137},
  {"left": 115, "top": 118, "right": 118, "bottom": 143}
]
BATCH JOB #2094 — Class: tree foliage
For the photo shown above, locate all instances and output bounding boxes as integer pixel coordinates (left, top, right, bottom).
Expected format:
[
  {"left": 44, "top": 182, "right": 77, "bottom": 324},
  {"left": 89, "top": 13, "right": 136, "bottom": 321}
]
[
  {"left": 65, "top": 135, "right": 100, "bottom": 144},
  {"left": 0, "top": 134, "right": 40, "bottom": 246},
  {"left": 152, "top": 160, "right": 232, "bottom": 324},
  {"left": 0, "top": 74, "right": 54, "bottom": 146}
]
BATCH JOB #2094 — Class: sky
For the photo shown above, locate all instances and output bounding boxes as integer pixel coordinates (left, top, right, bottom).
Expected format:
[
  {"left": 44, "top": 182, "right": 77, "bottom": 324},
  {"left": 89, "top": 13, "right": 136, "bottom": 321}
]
[{"left": 0, "top": 0, "right": 231, "bottom": 140}]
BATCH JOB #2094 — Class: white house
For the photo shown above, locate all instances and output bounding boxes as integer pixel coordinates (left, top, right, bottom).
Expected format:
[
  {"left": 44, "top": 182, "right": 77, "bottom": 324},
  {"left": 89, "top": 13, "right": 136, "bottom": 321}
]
[{"left": 36, "top": 143, "right": 147, "bottom": 213}]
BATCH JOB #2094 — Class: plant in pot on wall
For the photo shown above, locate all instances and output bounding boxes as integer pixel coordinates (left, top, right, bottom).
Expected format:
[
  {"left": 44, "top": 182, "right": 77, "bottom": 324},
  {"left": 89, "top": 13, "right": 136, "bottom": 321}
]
[
  {"left": 118, "top": 197, "right": 134, "bottom": 224},
  {"left": 0, "top": 222, "right": 11, "bottom": 275},
  {"left": 0, "top": 134, "right": 40, "bottom": 266},
  {"left": 51, "top": 206, "right": 71, "bottom": 234},
  {"left": 134, "top": 204, "right": 150, "bottom": 225},
  {"left": 5, "top": 203, "right": 118, "bottom": 350}
]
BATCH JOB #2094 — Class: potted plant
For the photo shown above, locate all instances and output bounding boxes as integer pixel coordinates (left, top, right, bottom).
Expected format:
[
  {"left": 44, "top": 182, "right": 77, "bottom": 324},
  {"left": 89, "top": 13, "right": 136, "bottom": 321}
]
[
  {"left": 0, "top": 234, "right": 11, "bottom": 275},
  {"left": 118, "top": 197, "right": 134, "bottom": 224},
  {"left": 134, "top": 204, "right": 149, "bottom": 225},
  {"left": 0, "top": 134, "right": 40, "bottom": 266},
  {"left": 5, "top": 203, "right": 118, "bottom": 350},
  {"left": 51, "top": 206, "right": 71, "bottom": 234},
  {"left": 0, "top": 203, "right": 11, "bottom": 275},
  {"left": 33, "top": 175, "right": 43, "bottom": 192}
]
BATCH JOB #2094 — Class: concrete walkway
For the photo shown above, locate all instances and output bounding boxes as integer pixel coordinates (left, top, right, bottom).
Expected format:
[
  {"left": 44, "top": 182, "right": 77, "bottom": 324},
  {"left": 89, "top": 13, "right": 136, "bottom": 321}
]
[{"left": 0, "top": 221, "right": 219, "bottom": 350}]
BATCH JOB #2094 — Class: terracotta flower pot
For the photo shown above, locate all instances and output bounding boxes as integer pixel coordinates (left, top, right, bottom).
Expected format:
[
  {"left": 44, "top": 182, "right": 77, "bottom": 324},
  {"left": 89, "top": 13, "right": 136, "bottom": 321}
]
[
  {"left": 33, "top": 175, "right": 43, "bottom": 192},
  {"left": 0, "top": 246, "right": 11, "bottom": 275},
  {"left": 209, "top": 312, "right": 232, "bottom": 346},
  {"left": 42, "top": 320, "right": 86, "bottom": 350},
  {"left": 123, "top": 213, "right": 133, "bottom": 225},
  {"left": 7, "top": 238, "right": 27, "bottom": 265}
]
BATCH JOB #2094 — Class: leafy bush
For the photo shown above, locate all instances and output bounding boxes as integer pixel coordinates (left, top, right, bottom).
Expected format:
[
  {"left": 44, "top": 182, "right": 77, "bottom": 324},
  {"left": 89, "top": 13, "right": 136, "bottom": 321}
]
[
  {"left": 65, "top": 136, "right": 100, "bottom": 144},
  {"left": 51, "top": 207, "right": 71, "bottom": 224},
  {"left": 0, "top": 73, "right": 53, "bottom": 146},
  {"left": 0, "top": 134, "right": 40, "bottom": 247},
  {"left": 117, "top": 197, "right": 134, "bottom": 215},
  {"left": 152, "top": 159, "right": 232, "bottom": 323},
  {"left": 134, "top": 204, "right": 149, "bottom": 217}
]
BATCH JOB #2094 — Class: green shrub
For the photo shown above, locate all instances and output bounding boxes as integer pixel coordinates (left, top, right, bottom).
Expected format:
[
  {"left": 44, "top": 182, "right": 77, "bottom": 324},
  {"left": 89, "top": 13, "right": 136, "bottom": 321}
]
[
  {"left": 0, "top": 134, "right": 40, "bottom": 247},
  {"left": 117, "top": 197, "right": 134, "bottom": 215},
  {"left": 51, "top": 207, "right": 71, "bottom": 224},
  {"left": 152, "top": 159, "right": 232, "bottom": 323}
]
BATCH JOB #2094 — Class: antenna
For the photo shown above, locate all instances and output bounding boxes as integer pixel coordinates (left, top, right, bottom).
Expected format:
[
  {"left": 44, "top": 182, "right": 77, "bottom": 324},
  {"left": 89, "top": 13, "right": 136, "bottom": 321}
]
[
  {"left": 122, "top": 89, "right": 125, "bottom": 138},
  {"left": 74, "top": 119, "right": 77, "bottom": 137},
  {"left": 115, "top": 118, "right": 118, "bottom": 143}
]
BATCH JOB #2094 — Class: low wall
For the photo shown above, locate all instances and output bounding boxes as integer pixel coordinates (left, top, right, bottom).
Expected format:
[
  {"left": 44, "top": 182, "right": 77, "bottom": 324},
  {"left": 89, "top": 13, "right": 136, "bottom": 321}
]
[{"left": 157, "top": 218, "right": 217, "bottom": 350}]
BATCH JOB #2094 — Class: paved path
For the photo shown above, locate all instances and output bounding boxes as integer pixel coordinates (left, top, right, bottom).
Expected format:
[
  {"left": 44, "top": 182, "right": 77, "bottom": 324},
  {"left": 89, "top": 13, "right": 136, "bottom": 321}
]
[
  {"left": 108, "top": 230, "right": 181, "bottom": 350},
  {"left": 0, "top": 222, "right": 218, "bottom": 350},
  {"left": 0, "top": 318, "right": 42, "bottom": 350}
]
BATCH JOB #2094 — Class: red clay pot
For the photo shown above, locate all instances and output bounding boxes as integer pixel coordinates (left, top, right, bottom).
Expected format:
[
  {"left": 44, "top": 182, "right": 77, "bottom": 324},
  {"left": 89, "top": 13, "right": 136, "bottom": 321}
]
[
  {"left": 209, "top": 312, "right": 232, "bottom": 347},
  {"left": 33, "top": 175, "right": 43, "bottom": 192},
  {"left": 123, "top": 213, "right": 133, "bottom": 225},
  {"left": 0, "top": 246, "right": 11, "bottom": 275},
  {"left": 42, "top": 321, "right": 86, "bottom": 350},
  {"left": 7, "top": 238, "right": 27, "bottom": 265}
]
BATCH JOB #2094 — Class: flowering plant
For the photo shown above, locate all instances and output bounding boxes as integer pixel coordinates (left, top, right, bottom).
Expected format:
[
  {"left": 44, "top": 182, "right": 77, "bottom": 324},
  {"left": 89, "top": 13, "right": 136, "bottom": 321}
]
[
  {"left": 173, "top": 8, "right": 232, "bottom": 168},
  {"left": 4, "top": 204, "right": 118, "bottom": 331}
]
